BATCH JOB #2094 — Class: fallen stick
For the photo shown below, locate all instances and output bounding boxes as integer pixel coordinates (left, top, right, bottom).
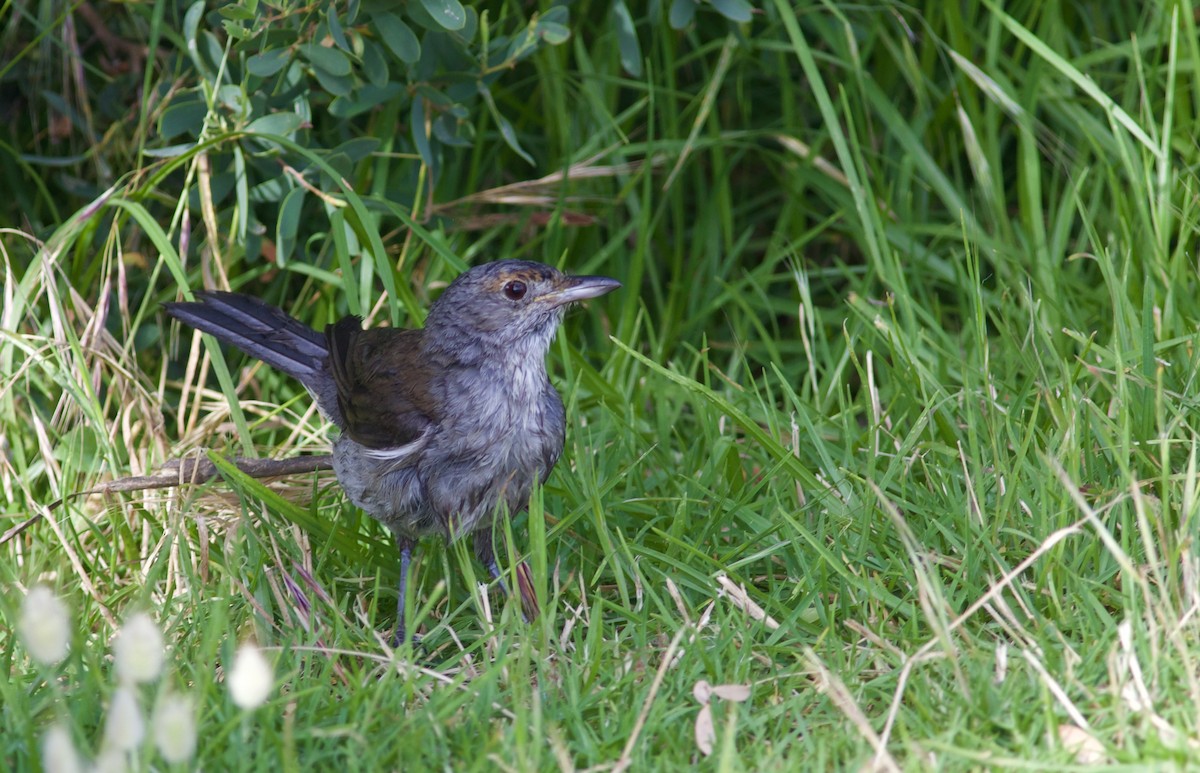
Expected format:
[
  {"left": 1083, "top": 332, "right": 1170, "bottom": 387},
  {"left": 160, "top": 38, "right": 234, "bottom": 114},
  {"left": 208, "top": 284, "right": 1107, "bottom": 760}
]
[{"left": 0, "top": 454, "right": 334, "bottom": 546}]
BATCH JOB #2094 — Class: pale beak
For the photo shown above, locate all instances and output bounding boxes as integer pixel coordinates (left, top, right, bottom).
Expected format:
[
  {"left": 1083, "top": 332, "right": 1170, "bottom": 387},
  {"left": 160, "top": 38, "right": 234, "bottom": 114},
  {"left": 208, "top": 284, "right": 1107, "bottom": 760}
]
[{"left": 541, "top": 275, "right": 622, "bottom": 307}]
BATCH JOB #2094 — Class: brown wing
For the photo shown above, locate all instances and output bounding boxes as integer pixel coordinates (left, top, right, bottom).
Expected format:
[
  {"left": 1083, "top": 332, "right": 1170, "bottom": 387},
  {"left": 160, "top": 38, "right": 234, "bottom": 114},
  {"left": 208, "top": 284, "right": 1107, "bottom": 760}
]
[{"left": 325, "top": 317, "right": 436, "bottom": 450}]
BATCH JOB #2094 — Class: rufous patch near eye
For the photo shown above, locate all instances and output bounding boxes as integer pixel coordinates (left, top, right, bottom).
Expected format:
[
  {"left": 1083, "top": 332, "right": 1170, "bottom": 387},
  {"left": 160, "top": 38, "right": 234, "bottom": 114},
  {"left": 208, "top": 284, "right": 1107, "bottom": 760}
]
[{"left": 488, "top": 266, "right": 554, "bottom": 293}]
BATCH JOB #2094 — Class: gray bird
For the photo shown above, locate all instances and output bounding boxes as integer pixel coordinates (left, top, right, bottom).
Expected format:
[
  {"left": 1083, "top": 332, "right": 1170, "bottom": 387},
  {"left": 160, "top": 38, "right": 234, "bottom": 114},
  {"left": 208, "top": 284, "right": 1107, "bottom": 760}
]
[{"left": 164, "top": 260, "right": 620, "bottom": 643}]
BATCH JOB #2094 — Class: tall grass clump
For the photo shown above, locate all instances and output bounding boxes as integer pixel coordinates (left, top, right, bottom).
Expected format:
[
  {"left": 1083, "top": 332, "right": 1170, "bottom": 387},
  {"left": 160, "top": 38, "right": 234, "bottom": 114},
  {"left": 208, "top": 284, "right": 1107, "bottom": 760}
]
[{"left": 3, "top": 1, "right": 1200, "bottom": 768}]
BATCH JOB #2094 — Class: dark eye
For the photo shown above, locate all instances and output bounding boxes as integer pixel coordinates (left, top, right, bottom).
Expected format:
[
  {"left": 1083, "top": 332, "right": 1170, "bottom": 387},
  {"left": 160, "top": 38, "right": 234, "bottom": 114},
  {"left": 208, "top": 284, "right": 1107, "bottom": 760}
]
[{"left": 503, "top": 280, "right": 527, "bottom": 300}]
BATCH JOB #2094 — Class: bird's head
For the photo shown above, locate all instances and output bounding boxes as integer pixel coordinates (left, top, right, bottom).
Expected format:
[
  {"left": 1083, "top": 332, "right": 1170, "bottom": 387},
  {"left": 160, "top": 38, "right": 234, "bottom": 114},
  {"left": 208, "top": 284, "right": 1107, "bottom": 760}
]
[{"left": 424, "top": 260, "right": 620, "bottom": 353}]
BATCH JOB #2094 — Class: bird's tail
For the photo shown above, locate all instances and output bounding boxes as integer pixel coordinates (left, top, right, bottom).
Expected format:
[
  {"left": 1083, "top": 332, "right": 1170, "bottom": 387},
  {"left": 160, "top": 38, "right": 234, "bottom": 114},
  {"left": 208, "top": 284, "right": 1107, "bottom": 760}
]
[{"left": 164, "top": 291, "right": 341, "bottom": 422}]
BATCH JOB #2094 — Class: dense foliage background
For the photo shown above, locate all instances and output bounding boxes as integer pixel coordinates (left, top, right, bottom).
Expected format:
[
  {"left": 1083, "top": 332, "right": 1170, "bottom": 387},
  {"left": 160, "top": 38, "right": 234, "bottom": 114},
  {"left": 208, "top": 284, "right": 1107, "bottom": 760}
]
[{"left": 4, "top": 0, "right": 1200, "bottom": 768}]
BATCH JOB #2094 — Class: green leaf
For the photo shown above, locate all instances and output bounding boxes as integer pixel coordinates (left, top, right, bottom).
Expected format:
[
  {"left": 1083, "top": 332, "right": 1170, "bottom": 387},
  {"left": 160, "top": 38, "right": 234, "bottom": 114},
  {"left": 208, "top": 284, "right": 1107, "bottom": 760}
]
[
  {"left": 248, "top": 176, "right": 288, "bottom": 203},
  {"left": 247, "top": 48, "right": 292, "bottom": 77},
  {"left": 329, "top": 208, "right": 360, "bottom": 315},
  {"left": 708, "top": 0, "right": 753, "bottom": 23},
  {"left": 669, "top": 0, "right": 697, "bottom": 29},
  {"left": 141, "top": 143, "right": 194, "bottom": 158},
  {"left": 331, "top": 137, "right": 382, "bottom": 163},
  {"left": 494, "top": 110, "right": 533, "bottom": 165},
  {"left": 478, "top": 82, "right": 534, "bottom": 165},
  {"left": 420, "top": 0, "right": 466, "bottom": 31},
  {"left": 221, "top": 19, "right": 250, "bottom": 40},
  {"left": 612, "top": 1, "right": 642, "bottom": 76},
  {"left": 433, "top": 113, "right": 473, "bottom": 147},
  {"left": 361, "top": 40, "right": 389, "bottom": 87},
  {"left": 311, "top": 66, "right": 354, "bottom": 96},
  {"left": 299, "top": 43, "right": 352, "bottom": 76},
  {"left": 458, "top": 5, "right": 479, "bottom": 42},
  {"left": 182, "top": 1, "right": 204, "bottom": 47},
  {"left": 217, "top": 4, "right": 254, "bottom": 21},
  {"left": 415, "top": 84, "right": 455, "bottom": 108},
  {"left": 233, "top": 145, "right": 248, "bottom": 243},
  {"left": 327, "top": 8, "right": 348, "bottom": 50},
  {"left": 159, "top": 100, "right": 208, "bottom": 139},
  {"left": 329, "top": 83, "right": 405, "bottom": 118},
  {"left": 538, "top": 21, "right": 570, "bottom": 45},
  {"left": 196, "top": 31, "right": 226, "bottom": 81},
  {"left": 374, "top": 12, "right": 421, "bottom": 64},
  {"left": 541, "top": 5, "right": 569, "bottom": 25},
  {"left": 276, "top": 187, "right": 305, "bottom": 265},
  {"left": 217, "top": 84, "right": 250, "bottom": 119},
  {"left": 411, "top": 97, "right": 434, "bottom": 171},
  {"left": 246, "top": 112, "right": 303, "bottom": 136}
]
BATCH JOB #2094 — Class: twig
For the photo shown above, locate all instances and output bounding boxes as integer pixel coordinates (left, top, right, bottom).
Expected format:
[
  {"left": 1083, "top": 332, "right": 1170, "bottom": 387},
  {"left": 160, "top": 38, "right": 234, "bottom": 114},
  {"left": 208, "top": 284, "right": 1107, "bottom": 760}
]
[
  {"left": 0, "top": 454, "right": 334, "bottom": 546},
  {"left": 612, "top": 627, "right": 687, "bottom": 773},
  {"left": 806, "top": 648, "right": 902, "bottom": 773}
]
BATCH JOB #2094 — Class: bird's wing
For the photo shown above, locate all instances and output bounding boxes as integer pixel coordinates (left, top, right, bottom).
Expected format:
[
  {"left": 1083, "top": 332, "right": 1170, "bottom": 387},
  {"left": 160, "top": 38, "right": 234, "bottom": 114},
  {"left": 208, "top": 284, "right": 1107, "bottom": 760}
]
[{"left": 325, "top": 318, "right": 435, "bottom": 451}]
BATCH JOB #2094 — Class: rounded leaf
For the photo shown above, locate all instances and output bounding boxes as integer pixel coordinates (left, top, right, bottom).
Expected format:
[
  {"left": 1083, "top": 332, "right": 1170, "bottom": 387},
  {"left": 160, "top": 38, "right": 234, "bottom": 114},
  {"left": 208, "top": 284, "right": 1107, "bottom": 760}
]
[
  {"left": 433, "top": 113, "right": 473, "bottom": 147},
  {"left": 300, "top": 43, "right": 352, "bottom": 76},
  {"left": 247, "top": 48, "right": 292, "bottom": 77},
  {"left": 246, "top": 112, "right": 303, "bottom": 137},
  {"left": 326, "top": 9, "right": 349, "bottom": 51},
  {"left": 612, "top": 1, "right": 642, "bottom": 77},
  {"left": 375, "top": 12, "right": 421, "bottom": 64},
  {"left": 708, "top": 0, "right": 753, "bottom": 23},
  {"left": 538, "top": 21, "right": 570, "bottom": 45},
  {"left": 669, "top": 0, "right": 697, "bottom": 29},
  {"left": 159, "top": 100, "right": 207, "bottom": 139},
  {"left": 420, "top": 0, "right": 466, "bottom": 31},
  {"left": 311, "top": 66, "right": 354, "bottom": 96},
  {"left": 361, "top": 40, "right": 390, "bottom": 87},
  {"left": 332, "top": 137, "right": 383, "bottom": 162},
  {"left": 330, "top": 83, "right": 405, "bottom": 118}
]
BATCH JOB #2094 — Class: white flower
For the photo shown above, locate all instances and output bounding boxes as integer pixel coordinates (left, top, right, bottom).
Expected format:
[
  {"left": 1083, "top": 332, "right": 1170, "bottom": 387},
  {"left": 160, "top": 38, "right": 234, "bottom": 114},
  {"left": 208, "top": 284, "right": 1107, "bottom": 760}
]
[
  {"left": 41, "top": 724, "right": 83, "bottom": 773},
  {"left": 113, "top": 612, "right": 165, "bottom": 684},
  {"left": 227, "top": 643, "right": 273, "bottom": 709},
  {"left": 103, "top": 687, "right": 144, "bottom": 752},
  {"left": 19, "top": 585, "right": 71, "bottom": 666},
  {"left": 91, "top": 746, "right": 126, "bottom": 773},
  {"left": 151, "top": 693, "right": 196, "bottom": 764}
]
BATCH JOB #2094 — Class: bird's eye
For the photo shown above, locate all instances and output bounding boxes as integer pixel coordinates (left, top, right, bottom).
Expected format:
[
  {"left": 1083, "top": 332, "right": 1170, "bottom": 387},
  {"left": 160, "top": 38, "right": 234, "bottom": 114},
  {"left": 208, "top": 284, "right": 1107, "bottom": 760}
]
[{"left": 503, "top": 280, "right": 527, "bottom": 300}]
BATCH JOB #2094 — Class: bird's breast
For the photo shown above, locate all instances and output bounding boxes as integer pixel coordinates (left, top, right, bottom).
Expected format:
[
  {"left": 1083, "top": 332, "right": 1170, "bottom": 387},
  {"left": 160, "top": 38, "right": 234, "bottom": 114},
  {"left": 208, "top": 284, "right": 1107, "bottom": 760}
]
[
  {"left": 438, "top": 359, "right": 557, "bottom": 461},
  {"left": 332, "top": 356, "right": 565, "bottom": 542}
]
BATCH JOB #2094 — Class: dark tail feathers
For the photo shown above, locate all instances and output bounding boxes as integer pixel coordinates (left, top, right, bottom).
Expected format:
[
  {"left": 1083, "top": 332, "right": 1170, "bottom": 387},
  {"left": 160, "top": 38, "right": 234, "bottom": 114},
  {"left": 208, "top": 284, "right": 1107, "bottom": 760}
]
[{"left": 164, "top": 291, "right": 341, "bottom": 423}]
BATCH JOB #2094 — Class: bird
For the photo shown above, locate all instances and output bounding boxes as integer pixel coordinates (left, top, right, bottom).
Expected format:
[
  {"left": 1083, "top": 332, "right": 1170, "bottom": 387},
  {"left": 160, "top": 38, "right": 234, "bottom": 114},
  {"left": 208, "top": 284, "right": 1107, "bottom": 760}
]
[{"left": 164, "top": 260, "right": 621, "bottom": 644}]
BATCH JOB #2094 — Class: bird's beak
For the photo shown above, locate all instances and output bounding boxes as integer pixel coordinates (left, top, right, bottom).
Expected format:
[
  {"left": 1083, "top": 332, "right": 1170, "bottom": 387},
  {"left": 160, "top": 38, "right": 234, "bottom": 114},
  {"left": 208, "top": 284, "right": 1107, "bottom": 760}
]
[{"left": 540, "top": 275, "right": 622, "bottom": 307}]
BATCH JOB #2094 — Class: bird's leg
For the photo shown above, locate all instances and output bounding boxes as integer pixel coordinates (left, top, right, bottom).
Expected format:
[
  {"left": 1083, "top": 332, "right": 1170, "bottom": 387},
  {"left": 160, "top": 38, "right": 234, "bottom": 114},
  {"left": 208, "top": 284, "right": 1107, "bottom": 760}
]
[
  {"left": 472, "top": 527, "right": 508, "bottom": 594},
  {"left": 473, "top": 529, "right": 539, "bottom": 623},
  {"left": 514, "top": 560, "right": 539, "bottom": 623},
  {"left": 393, "top": 536, "right": 416, "bottom": 646}
]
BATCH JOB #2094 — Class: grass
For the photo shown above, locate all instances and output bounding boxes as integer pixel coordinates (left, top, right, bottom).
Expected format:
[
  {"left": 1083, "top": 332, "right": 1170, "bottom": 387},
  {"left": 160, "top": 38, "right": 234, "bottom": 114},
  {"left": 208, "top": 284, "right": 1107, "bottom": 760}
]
[{"left": 4, "top": 0, "right": 1200, "bottom": 769}]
